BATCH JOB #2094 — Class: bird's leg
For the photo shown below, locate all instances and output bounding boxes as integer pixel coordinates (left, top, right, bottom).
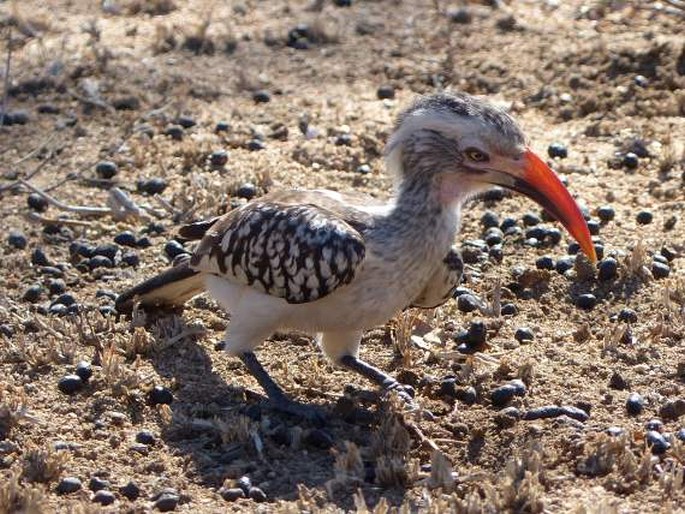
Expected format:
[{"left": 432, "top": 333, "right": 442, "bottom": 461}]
[
  {"left": 338, "top": 355, "right": 415, "bottom": 404},
  {"left": 238, "top": 352, "right": 327, "bottom": 425}
]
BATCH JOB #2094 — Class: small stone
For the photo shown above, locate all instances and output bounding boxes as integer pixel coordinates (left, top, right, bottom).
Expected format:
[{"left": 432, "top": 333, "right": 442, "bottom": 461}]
[
  {"left": 95, "top": 161, "right": 118, "bottom": 179},
  {"left": 587, "top": 219, "right": 600, "bottom": 235},
  {"left": 646, "top": 430, "right": 670, "bottom": 455},
  {"left": 23, "top": 284, "right": 43, "bottom": 303},
  {"left": 30, "top": 248, "right": 51, "bottom": 267},
  {"left": 490, "top": 384, "right": 519, "bottom": 407},
  {"left": 221, "top": 488, "right": 246, "bottom": 501},
  {"left": 27, "top": 193, "right": 49, "bottom": 212},
  {"left": 8, "top": 230, "right": 27, "bottom": 249},
  {"left": 484, "top": 227, "right": 503, "bottom": 246},
  {"left": 651, "top": 261, "right": 670, "bottom": 279},
  {"left": 58, "top": 374, "right": 83, "bottom": 395},
  {"left": 112, "top": 95, "right": 141, "bottom": 110},
  {"left": 335, "top": 133, "right": 352, "bottom": 146},
  {"left": 94, "top": 243, "right": 119, "bottom": 261},
  {"left": 177, "top": 115, "right": 196, "bottom": 128},
  {"left": 675, "top": 429, "right": 685, "bottom": 442},
  {"left": 164, "top": 125, "right": 184, "bottom": 141},
  {"left": 56, "top": 477, "right": 82, "bottom": 494},
  {"left": 535, "top": 256, "right": 555, "bottom": 270},
  {"left": 622, "top": 152, "right": 639, "bottom": 169},
  {"left": 606, "top": 426, "right": 626, "bottom": 437},
  {"left": 246, "top": 139, "right": 266, "bottom": 151},
  {"left": 120, "top": 481, "right": 140, "bottom": 500},
  {"left": 626, "top": 392, "right": 644, "bottom": 415},
  {"left": 248, "top": 487, "right": 267, "bottom": 502},
  {"left": 617, "top": 308, "right": 638, "bottom": 323},
  {"left": 49, "top": 304, "right": 69, "bottom": 316},
  {"left": 597, "top": 257, "right": 618, "bottom": 281},
  {"left": 236, "top": 183, "right": 258, "bottom": 200},
  {"left": 164, "top": 240, "right": 187, "bottom": 260},
  {"left": 122, "top": 252, "right": 140, "bottom": 267},
  {"left": 252, "top": 90, "right": 271, "bottom": 103},
  {"left": 544, "top": 227, "right": 563, "bottom": 245},
  {"left": 210, "top": 150, "right": 229, "bottom": 167},
  {"left": 576, "top": 293, "right": 597, "bottom": 310},
  {"left": 136, "top": 430, "right": 155, "bottom": 445},
  {"left": 89, "top": 476, "right": 110, "bottom": 492},
  {"left": 448, "top": 7, "right": 472, "bottom": 23},
  {"left": 137, "top": 177, "right": 168, "bottom": 195},
  {"left": 554, "top": 257, "right": 575, "bottom": 275},
  {"left": 646, "top": 419, "right": 664, "bottom": 432},
  {"left": 52, "top": 293, "right": 76, "bottom": 307},
  {"left": 356, "top": 164, "right": 371, "bottom": 174},
  {"left": 500, "top": 303, "right": 518, "bottom": 316},
  {"left": 136, "top": 236, "right": 152, "bottom": 248},
  {"left": 114, "top": 231, "right": 138, "bottom": 247},
  {"left": 660, "top": 246, "right": 677, "bottom": 261},
  {"left": 514, "top": 327, "right": 534, "bottom": 343},
  {"left": 659, "top": 399, "right": 685, "bottom": 421},
  {"left": 75, "top": 361, "right": 93, "bottom": 382},
  {"left": 547, "top": 142, "right": 568, "bottom": 159},
  {"left": 636, "top": 210, "right": 653, "bottom": 225},
  {"left": 522, "top": 212, "right": 541, "bottom": 226},
  {"left": 481, "top": 211, "right": 499, "bottom": 228},
  {"left": 154, "top": 492, "right": 179, "bottom": 511},
  {"left": 215, "top": 121, "right": 230, "bottom": 132},
  {"left": 376, "top": 84, "right": 395, "bottom": 100},
  {"left": 609, "top": 371, "right": 630, "bottom": 390},
  {"left": 597, "top": 205, "right": 615, "bottom": 222},
  {"left": 92, "top": 490, "right": 115, "bottom": 506},
  {"left": 149, "top": 386, "right": 173, "bottom": 405},
  {"left": 89, "top": 255, "right": 113, "bottom": 270},
  {"left": 457, "top": 294, "right": 479, "bottom": 313}
]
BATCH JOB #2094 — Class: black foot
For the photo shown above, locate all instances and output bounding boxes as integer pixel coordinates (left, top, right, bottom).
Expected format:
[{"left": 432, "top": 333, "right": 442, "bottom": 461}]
[
  {"left": 383, "top": 382, "right": 417, "bottom": 407},
  {"left": 269, "top": 396, "right": 328, "bottom": 426}
]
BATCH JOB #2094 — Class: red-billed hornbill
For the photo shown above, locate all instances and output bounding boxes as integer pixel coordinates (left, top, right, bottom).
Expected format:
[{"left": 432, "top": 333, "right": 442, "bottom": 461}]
[{"left": 116, "top": 92, "right": 595, "bottom": 421}]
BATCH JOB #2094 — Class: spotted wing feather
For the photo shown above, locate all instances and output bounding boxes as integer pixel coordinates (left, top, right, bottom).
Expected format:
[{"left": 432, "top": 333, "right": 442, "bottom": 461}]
[{"left": 190, "top": 202, "right": 366, "bottom": 304}]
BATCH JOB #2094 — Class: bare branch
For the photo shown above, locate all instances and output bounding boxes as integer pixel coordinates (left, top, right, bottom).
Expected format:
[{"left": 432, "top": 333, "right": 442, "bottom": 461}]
[{"left": 0, "top": 27, "right": 11, "bottom": 128}]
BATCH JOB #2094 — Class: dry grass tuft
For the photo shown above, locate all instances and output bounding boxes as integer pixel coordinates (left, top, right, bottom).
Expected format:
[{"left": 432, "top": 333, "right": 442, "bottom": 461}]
[
  {"left": 325, "top": 441, "right": 364, "bottom": 497},
  {"left": 390, "top": 310, "right": 421, "bottom": 368},
  {"left": 370, "top": 401, "right": 417, "bottom": 487},
  {"left": 623, "top": 240, "right": 652, "bottom": 281},
  {"left": 0, "top": 471, "right": 45, "bottom": 514},
  {"left": 0, "top": 384, "right": 33, "bottom": 440},
  {"left": 21, "top": 446, "right": 67, "bottom": 484},
  {"left": 427, "top": 449, "right": 456, "bottom": 492}
]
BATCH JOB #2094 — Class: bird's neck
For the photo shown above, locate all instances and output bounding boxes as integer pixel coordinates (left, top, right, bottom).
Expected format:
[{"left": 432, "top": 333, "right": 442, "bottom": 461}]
[{"left": 381, "top": 173, "right": 463, "bottom": 252}]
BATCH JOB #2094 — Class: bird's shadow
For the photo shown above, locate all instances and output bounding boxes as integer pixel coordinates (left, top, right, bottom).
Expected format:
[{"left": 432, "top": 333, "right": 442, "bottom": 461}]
[{"left": 142, "top": 314, "right": 411, "bottom": 510}]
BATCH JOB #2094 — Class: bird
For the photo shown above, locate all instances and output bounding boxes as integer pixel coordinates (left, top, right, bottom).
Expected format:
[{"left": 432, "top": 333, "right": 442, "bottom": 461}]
[{"left": 116, "top": 91, "right": 596, "bottom": 421}]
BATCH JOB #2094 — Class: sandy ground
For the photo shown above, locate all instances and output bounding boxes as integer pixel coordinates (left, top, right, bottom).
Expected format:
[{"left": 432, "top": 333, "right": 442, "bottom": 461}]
[{"left": 0, "top": 0, "right": 684, "bottom": 512}]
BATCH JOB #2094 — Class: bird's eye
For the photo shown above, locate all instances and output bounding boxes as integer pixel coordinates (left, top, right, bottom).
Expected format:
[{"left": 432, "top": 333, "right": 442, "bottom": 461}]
[{"left": 464, "top": 148, "right": 489, "bottom": 163}]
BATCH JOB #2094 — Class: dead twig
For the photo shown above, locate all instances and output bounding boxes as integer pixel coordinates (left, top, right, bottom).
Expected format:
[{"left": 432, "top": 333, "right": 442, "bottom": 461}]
[
  {"left": 12, "top": 133, "right": 59, "bottom": 166},
  {"left": 25, "top": 212, "right": 106, "bottom": 228}
]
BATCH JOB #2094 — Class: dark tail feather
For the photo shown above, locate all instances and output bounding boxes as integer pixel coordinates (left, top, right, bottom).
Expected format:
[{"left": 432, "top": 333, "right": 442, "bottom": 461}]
[
  {"left": 178, "top": 217, "right": 220, "bottom": 241},
  {"left": 115, "top": 260, "right": 205, "bottom": 314}
]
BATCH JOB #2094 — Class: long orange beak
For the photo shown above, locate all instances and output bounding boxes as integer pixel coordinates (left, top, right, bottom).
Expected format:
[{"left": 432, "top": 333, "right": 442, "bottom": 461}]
[{"left": 485, "top": 149, "right": 596, "bottom": 263}]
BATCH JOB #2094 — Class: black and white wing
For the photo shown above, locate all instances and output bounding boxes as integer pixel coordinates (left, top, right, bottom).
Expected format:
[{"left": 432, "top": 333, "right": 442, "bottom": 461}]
[{"left": 189, "top": 200, "right": 367, "bottom": 304}]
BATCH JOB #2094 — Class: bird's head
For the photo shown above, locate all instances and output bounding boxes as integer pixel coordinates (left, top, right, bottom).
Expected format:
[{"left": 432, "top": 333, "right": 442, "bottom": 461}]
[{"left": 386, "top": 92, "right": 596, "bottom": 262}]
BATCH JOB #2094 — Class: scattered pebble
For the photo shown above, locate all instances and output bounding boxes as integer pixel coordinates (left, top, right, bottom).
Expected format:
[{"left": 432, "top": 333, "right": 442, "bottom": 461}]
[
  {"left": 89, "top": 255, "right": 114, "bottom": 270},
  {"left": 248, "top": 487, "right": 267, "bottom": 503},
  {"left": 457, "top": 294, "right": 479, "bottom": 313},
  {"left": 220, "top": 488, "right": 245, "bottom": 501},
  {"left": 210, "top": 149, "right": 229, "bottom": 167},
  {"left": 606, "top": 426, "right": 626, "bottom": 437},
  {"left": 514, "top": 327, "right": 534, "bottom": 343},
  {"left": 114, "top": 231, "right": 138, "bottom": 247},
  {"left": 596, "top": 205, "right": 615, "bottom": 222},
  {"left": 547, "top": 142, "right": 568, "bottom": 159},
  {"left": 535, "top": 256, "right": 555, "bottom": 270},
  {"left": 252, "top": 90, "right": 271, "bottom": 103},
  {"left": 626, "top": 392, "right": 644, "bottom": 415},
  {"left": 636, "top": 210, "right": 653, "bottom": 225},
  {"left": 448, "top": 7, "right": 472, "bottom": 24},
  {"left": 148, "top": 386, "right": 173, "bottom": 405},
  {"left": 522, "top": 212, "right": 541, "bottom": 226},
  {"left": 622, "top": 152, "right": 639, "bottom": 169},
  {"left": 58, "top": 375, "right": 83, "bottom": 395},
  {"left": 659, "top": 399, "right": 685, "bottom": 421},
  {"left": 645, "top": 419, "right": 664, "bottom": 432},
  {"left": 490, "top": 381, "right": 526, "bottom": 407},
  {"left": 137, "top": 177, "right": 168, "bottom": 195},
  {"left": 587, "top": 219, "right": 600, "bottom": 235},
  {"left": 75, "top": 361, "right": 93, "bottom": 382},
  {"left": 617, "top": 308, "right": 638, "bottom": 323},
  {"left": 500, "top": 303, "right": 518, "bottom": 316},
  {"left": 335, "top": 133, "right": 352, "bottom": 146},
  {"left": 56, "top": 477, "right": 82, "bottom": 494},
  {"left": 27, "top": 193, "right": 49, "bottom": 212},
  {"left": 164, "top": 240, "right": 187, "bottom": 260},
  {"left": 215, "top": 121, "right": 230, "bottom": 132},
  {"left": 609, "top": 371, "right": 630, "bottom": 390},
  {"left": 122, "top": 252, "right": 140, "bottom": 267},
  {"left": 136, "top": 236, "right": 152, "bottom": 248},
  {"left": 31, "top": 248, "right": 51, "bottom": 266},
  {"left": 676, "top": 429, "right": 685, "bottom": 442},
  {"left": 153, "top": 492, "right": 180, "bottom": 511},
  {"left": 95, "top": 160, "right": 118, "bottom": 179},
  {"left": 356, "top": 164, "right": 371, "bottom": 174},
  {"left": 645, "top": 430, "right": 670, "bottom": 455},
  {"left": 522, "top": 405, "right": 589, "bottom": 422},
  {"left": 247, "top": 139, "right": 266, "bottom": 151},
  {"left": 455, "top": 321, "right": 487, "bottom": 353},
  {"left": 597, "top": 257, "right": 618, "bottom": 281},
  {"left": 651, "top": 261, "right": 670, "bottom": 279},
  {"left": 177, "top": 115, "right": 196, "bottom": 128},
  {"left": 23, "top": 284, "right": 44, "bottom": 303},
  {"left": 376, "top": 84, "right": 395, "bottom": 100},
  {"left": 237, "top": 476, "right": 252, "bottom": 493},
  {"left": 120, "top": 481, "right": 140, "bottom": 500},
  {"left": 164, "top": 125, "right": 184, "bottom": 141},
  {"left": 89, "top": 476, "right": 110, "bottom": 492},
  {"left": 93, "top": 490, "right": 116, "bottom": 506},
  {"left": 576, "top": 293, "right": 597, "bottom": 310},
  {"left": 8, "top": 230, "right": 27, "bottom": 250},
  {"left": 236, "top": 182, "right": 258, "bottom": 200},
  {"left": 136, "top": 430, "right": 156, "bottom": 445}
]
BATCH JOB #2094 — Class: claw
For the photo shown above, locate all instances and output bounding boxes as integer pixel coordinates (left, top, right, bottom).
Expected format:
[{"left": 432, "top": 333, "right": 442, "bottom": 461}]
[{"left": 269, "top": 397, "right": 328, "bottom": 427}]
